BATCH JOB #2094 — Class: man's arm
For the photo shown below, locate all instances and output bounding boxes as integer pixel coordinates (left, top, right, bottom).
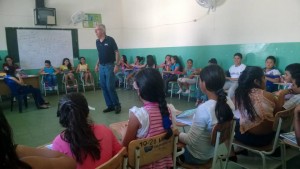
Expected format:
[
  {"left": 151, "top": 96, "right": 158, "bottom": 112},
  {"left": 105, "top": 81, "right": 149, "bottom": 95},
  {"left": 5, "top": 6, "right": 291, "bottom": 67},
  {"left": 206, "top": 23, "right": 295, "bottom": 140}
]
[
  {"left": 94, "top": 58, "right": 100, "bottom": 72},
  {"left": 114, "top": 50, "right": 120, "bottom": 73}
]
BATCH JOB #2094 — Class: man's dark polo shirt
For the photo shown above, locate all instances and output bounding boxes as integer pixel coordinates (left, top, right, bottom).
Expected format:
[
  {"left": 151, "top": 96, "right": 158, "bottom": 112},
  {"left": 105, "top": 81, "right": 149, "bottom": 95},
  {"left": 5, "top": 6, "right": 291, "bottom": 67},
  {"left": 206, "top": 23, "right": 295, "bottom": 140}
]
[{"left": 96, "top": 36, "right": 118, "bottom": 65}]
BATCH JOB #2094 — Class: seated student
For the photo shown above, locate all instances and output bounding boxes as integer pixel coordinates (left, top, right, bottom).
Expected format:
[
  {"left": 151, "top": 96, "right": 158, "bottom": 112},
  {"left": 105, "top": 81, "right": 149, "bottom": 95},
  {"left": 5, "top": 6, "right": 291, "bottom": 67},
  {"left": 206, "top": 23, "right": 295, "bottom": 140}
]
[
  {"left": 115, "top": 55, "right": 131, "bottom": 85},
  {"left": 76, "top": 56, "right": 93, "bottom": 86},
  {"left": 0, "top": 106, "right": 76, "bottom": 169},
  {"left": 223, "top": 53, "right": 246, "bottom": 100},
  {"left": 60, "top": 58, "right": 77, "bottom": 88},
  {"left": 176, "top": 65, "right": 234, "bottom": 165},
  {"left": 136, "top": 55, "right": 157, "bottom": 69},
  {"left": 177, "top": 59, "right": 197, "bottom": 94},
  {"left": 120, "top": 68, "right": 173, "bottom": 168},
  {"left": 294, "top": 105, "right": 300, "bottom": 145},
  {"left": 263, "top": 56, "right": 281, "bottom": 92},
  {"left": 52, "top": 93, "right": 122, "bottom": 169},
  {"left": 4, "top": 74, "right": 49, "bottom": 109},
  {"left": 2, "top": 55, "right": 20, "bottom": 77},
  {"left": 163, "top": 55, "right": 183, "bottom": 95},
  {"left": 158, "top": 54, "right": 172, "bottom": 71},
  {"left": 39, "top": 60, "right": 59, "bottom": 90},
  {"left": 234, "top": 66, "right": 281, "bottom": 148},
  {"left": 277, "top": 63, "right": 300, "bottom": 100},
  {"left": 277, "top": 68, "right": 300, "bottom": 110},
  {"left": 125, "top": 56, "right": 143, "bottom": 89}
]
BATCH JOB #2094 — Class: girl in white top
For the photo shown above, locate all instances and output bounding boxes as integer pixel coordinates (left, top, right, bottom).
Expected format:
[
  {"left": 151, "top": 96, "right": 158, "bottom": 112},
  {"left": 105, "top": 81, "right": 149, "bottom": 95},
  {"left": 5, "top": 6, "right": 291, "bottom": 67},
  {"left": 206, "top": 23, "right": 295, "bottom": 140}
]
[
  {"left": 177, "top": 59, "right": 197, "bottom": 94},
  {"left": 177, "top": 65, "right": 234, "bottom": 165}
]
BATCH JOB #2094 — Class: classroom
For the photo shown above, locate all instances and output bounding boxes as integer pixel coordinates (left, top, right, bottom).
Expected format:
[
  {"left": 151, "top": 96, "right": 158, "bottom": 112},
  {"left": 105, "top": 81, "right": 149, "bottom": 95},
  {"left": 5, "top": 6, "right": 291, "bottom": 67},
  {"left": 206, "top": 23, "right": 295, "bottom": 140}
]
[{"left": 0, "top": 0, "right": 300, "bottom": 168}]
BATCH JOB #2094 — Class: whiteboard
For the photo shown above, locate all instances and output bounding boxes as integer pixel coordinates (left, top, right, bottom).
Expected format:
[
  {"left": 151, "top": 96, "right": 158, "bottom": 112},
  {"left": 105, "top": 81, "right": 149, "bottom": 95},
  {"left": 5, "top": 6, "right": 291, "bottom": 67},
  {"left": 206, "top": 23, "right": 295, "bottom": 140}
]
[{"left": 17, "top": 29, "right": 74, "bottom": 69}]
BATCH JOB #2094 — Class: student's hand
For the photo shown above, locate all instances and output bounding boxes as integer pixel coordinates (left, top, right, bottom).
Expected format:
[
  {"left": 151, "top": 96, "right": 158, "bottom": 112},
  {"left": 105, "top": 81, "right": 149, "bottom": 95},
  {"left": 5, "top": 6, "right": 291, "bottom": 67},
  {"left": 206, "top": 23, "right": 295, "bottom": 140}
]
[
  {"left": 173, "top": 129, "right": 180, "bottom": 136},
  {"left": 114, "top": 65, "right": 119, "bottom": 74}
]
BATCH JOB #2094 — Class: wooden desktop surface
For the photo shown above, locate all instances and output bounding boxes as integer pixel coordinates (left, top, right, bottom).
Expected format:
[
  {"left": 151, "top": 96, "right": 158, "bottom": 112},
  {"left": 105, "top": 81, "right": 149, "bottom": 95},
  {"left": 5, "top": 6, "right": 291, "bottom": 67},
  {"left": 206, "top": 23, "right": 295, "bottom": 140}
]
[{"left": 0, "top": 75, "right": 40, "bottom": 96}]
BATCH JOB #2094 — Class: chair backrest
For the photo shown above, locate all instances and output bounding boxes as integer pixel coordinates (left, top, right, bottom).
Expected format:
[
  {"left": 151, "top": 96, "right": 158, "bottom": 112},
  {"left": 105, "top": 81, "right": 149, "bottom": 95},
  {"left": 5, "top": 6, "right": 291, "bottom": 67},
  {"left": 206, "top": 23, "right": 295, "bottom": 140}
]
[
  {"left": 273, "top": 107, "right": 295, "bottom": 132},
  {"left": 210, "top": 119, "right": 236, "bottom": 169},
  {"left": 96, "top": 147, "right": 127, "bottom": 169},
  {"left": 127, "top": 130, "right": 177, "bottom": 169}
]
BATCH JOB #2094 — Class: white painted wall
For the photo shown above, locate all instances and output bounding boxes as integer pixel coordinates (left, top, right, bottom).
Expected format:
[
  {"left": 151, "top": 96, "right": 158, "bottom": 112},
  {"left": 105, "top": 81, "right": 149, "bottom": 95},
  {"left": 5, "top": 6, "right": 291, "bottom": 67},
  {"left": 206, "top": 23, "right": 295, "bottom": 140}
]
[
  {"left": 1, "top": 0, "right": 300, "bottom": 50},
  {"left": 121, "top": 0, "right": 300, "bottom": 48},
  {"left": 0, "top": 0, "right": 122, "bottom": 50}
]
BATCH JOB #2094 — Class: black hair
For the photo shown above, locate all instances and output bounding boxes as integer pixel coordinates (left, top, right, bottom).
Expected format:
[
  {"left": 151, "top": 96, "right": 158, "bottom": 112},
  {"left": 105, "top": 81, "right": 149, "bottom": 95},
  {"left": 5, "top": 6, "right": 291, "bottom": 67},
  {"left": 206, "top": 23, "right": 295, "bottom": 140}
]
[
  {"left": 187, "top": 59, "right": 193, "bottom": 64},
  {"left": 292, "top": 72, "right": 300, "bottom": 87},
  {"left": 136, "top": 56, "right": 144, "bottom": 64},
  {"left": 122, "top": 55, "right": 127, "bottom": 64},
  {"left": 62, "top": 58, "right": 72, "bottom": 70},
  {"left": 208, "top": 58, "right": 218, "bottom": 64},
  {"left": 164, "top": 55, "right": 171, "bottom": 64},
  {"left": 171, "top": 55, "right": 183, "bottom": 72},
  {"left": 234, "top": 53, "right": 243, "bottom": 59},
  {"left": 199, "top": 65, "right": 233, "bottom": 123},
  {"left": 235, "top": 66, "right": 264, "bottom": 121},
  {"left": 56, "top": 93, "right": 100, "bottom": 164},
  {"left": 0, "top": 107, "right": 32, "bottom": 169},
  {"left": 45, "top": 60, "right": 51, "bottom": 65},
  {"left": 134, "top": 68, "right": 173, "bottom": 139},
  {"left": 5, "top": 55, "right": 14, "bottom": 63},
  {"left": 265, "top": 56, "right": 276, "bottom": 64},
  {"left": 79, "top": 57, "right": 86, "bottom": 65},
  {"left": 285, "top": 63, "right": 300, "bottom": 76},
  {"left": 146, "top": 55, "right": 156, "bottom": 68}
]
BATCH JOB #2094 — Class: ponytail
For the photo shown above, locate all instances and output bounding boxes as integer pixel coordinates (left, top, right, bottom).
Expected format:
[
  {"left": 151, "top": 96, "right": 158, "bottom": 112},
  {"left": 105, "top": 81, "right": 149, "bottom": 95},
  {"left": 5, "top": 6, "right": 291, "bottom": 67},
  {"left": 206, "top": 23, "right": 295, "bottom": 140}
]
[
  {"left": 215, "top": 89, "right": 233, "bottom": 123},
  {"left": 158, "top": 96, "right": 173, "bottom": 139}
]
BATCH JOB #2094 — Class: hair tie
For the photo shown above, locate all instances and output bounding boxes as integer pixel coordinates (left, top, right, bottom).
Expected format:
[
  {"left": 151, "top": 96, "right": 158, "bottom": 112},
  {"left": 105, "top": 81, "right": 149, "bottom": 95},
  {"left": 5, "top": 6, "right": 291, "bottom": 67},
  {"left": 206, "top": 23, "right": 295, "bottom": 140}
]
[{"left": 162, "top": 115, "right": 172, "bottom": 130}]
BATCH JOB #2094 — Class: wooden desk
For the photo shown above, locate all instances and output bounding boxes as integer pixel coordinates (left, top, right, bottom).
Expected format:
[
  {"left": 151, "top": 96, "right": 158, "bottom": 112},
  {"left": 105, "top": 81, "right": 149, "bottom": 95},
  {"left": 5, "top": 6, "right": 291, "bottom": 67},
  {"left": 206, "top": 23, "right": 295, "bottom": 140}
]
[{"left": 0, "top": 75, "right": 40, "bottom": 96}]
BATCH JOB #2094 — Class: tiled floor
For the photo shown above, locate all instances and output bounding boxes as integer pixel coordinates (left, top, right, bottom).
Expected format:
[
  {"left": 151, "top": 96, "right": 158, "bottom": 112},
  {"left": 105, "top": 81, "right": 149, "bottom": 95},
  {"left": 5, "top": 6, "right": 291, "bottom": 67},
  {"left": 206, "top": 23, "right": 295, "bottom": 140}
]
[{"left": 1, "top": 88, "right": 300, "bottom": 169}]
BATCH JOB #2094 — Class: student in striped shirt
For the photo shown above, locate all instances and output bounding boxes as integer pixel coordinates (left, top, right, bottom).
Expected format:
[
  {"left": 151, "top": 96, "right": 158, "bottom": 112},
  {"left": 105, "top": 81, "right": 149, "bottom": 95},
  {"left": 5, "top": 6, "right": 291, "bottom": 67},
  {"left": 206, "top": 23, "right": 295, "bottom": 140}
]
[{"left": 121, "top": 68, "right": 173, "bottom": 169}]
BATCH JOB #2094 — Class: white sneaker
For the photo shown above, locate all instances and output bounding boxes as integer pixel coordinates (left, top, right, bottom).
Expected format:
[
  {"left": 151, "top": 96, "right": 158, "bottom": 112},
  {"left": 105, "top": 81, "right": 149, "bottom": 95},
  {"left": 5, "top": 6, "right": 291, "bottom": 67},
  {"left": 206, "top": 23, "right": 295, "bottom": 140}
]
[
  {"left": 177, "top": 89, "right": 183, "bottom": 94},
  {"left": 184, "top": 90, "right": 190, "bottom": 94}
]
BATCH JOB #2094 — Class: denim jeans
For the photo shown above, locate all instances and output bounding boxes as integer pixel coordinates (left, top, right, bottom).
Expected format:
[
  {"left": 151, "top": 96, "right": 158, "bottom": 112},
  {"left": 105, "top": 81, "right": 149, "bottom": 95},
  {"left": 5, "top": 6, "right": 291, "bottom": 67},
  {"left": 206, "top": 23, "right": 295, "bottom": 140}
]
[
  {"left": 44, "top": 74, "right": 57, "bottom": 87},
  {"left": 182, "top": 147, "right": 210, "bottom": 165},
  {"left": 99, "top": 64, "right": 120, "bottom": 108}
]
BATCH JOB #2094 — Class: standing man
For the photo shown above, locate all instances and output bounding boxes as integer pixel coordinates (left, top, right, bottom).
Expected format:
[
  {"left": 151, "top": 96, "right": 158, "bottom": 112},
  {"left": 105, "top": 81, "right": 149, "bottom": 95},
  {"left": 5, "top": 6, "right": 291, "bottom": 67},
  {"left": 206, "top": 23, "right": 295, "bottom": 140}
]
[{"left": 94, "top": 24, "right": 121, "bottom": 114}]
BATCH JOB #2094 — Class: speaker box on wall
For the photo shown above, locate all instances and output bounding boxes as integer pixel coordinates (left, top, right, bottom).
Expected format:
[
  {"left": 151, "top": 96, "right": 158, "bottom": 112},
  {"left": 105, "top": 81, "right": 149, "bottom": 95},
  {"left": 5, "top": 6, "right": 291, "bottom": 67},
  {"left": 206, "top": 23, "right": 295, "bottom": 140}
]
[{"left": 36, "top": 0, "right": 45, "bottom": 8}]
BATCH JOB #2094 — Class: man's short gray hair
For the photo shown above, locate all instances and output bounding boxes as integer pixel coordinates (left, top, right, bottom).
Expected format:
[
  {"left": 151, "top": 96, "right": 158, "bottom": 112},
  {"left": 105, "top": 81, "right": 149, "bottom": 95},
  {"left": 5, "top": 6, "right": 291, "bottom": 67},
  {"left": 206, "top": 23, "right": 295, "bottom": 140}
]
[{"left": 96, "top": 24, "right": 106, "bottom": 33}]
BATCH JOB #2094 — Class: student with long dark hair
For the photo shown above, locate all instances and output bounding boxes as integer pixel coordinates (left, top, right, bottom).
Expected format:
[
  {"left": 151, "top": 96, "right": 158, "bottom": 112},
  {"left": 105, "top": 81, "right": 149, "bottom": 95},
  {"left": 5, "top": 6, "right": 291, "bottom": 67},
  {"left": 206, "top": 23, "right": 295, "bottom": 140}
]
[
  {"left": 234, "top": 66, "right": 281, "bottom": 147},
  {"left": 121, "top": 68, "right": 173, "bottom": 168},
  {"left": 52, "top": 93, "right": 122, "bottom": 169},
  {"left": 0, "top": 106, "right": 76, "bottom": 169},
  {"left": 60, "top": 58, "right": 76, "bottom": 88},
  {"left": 177, "top": 65, "right": 234, "bottom": 165},
  {"left": 163, "top": 55, "right": 183, "bottom": 95}
]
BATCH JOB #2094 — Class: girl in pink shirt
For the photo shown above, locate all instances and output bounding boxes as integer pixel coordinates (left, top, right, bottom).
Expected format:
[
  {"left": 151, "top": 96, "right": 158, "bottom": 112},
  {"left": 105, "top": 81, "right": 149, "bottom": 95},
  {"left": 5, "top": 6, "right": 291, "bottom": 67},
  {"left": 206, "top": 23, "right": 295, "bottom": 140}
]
[{"left": 52, "top": 93, "right": 122, "bottom": 169}]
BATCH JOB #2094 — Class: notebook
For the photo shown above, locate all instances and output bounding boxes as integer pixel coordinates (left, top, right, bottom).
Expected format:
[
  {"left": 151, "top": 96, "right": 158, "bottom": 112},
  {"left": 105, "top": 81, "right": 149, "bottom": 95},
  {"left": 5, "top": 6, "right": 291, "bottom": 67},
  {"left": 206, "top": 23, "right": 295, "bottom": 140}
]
[{"left": 280, "top": 131, "right": 297, "bottom": 145}]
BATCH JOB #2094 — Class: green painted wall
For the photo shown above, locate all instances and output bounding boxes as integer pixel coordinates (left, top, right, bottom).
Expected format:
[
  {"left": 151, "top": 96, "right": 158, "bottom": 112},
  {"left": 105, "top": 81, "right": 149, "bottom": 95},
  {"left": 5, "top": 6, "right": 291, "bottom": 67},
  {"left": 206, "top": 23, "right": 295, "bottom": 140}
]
[
  {"left": 1, "top": 42, "right": 300, "bottom": 75},
  {"left": 120, "top": 42, "right": 300, "bottom": 73}
]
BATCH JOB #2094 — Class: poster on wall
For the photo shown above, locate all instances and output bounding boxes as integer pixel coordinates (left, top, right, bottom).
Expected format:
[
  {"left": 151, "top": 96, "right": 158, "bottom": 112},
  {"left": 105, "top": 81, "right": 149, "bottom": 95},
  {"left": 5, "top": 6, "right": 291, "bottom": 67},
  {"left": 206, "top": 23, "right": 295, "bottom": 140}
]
[{"left": 83, "top": 13, "right": 102, "bottom": 28}]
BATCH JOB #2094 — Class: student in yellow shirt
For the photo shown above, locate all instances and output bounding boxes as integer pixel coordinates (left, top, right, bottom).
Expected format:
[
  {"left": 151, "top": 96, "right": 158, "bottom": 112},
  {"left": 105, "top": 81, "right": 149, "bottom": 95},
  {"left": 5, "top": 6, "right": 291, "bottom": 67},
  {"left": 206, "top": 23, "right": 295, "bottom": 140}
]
[
  {"left": 60, "top": 58, "right": 76, "bottom": 88},
  {"left": 76, "top": 57, "right": 93, "bottom": 86}
]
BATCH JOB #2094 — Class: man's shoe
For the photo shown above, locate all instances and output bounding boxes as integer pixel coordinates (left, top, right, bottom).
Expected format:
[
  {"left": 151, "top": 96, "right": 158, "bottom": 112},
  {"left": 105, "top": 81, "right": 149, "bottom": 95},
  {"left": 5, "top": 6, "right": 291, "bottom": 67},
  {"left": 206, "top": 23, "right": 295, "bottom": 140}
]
[
  {"left": 103, "top": 107, "right": 115, "bottom": 113},
  {"left": 115, "top": 105, "right": 121, "bottom": 114}
]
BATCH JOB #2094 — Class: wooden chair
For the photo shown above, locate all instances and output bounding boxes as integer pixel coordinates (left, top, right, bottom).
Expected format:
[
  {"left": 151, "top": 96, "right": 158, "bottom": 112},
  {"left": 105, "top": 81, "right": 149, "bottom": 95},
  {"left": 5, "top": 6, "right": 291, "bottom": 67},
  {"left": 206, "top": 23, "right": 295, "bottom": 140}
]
[
  {"left": 96, "top": 147, "right": 128, "bottom": 169},
  {"left": 180, "top": 119, "right": 236, "bottom": 169},
  {"left": 127, "top": 129, "right": 184, "bottom": 169},
  {"left": 226, "top": 107, "right": 295, "bottom": 169}
]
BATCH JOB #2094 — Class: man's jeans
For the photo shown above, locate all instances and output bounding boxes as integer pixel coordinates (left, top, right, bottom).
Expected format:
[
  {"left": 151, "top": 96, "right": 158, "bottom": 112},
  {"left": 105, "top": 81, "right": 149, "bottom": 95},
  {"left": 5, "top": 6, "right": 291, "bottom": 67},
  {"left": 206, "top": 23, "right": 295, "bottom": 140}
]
[{"left": 99, "top": 64, "right": 120, "bottom": 108}]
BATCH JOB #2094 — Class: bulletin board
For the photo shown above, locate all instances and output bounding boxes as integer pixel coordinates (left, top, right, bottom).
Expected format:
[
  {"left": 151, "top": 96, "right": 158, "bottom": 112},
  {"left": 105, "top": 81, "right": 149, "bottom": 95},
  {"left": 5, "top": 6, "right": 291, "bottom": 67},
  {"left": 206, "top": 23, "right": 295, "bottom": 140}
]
[{"left": 83, "top": 13, "right": 102, "bottom": 28}]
